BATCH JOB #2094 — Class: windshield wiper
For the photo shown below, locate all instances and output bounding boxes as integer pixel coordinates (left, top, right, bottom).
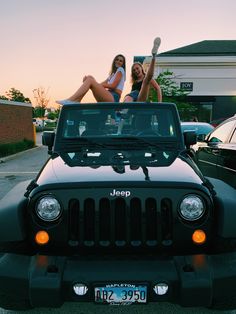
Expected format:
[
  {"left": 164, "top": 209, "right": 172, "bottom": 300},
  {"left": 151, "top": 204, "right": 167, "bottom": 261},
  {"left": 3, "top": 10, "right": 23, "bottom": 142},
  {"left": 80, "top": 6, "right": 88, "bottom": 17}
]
[{"left": 58, "top": 138, "right": 106, "bottom": 151}]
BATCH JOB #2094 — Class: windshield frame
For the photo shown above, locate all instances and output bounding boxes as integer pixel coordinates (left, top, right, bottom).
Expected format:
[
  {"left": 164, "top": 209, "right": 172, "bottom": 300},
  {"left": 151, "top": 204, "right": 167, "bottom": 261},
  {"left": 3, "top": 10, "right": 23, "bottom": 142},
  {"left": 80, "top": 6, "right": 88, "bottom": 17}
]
[{"left": 54, "top": 102, "right": 184, "bottom": 152}]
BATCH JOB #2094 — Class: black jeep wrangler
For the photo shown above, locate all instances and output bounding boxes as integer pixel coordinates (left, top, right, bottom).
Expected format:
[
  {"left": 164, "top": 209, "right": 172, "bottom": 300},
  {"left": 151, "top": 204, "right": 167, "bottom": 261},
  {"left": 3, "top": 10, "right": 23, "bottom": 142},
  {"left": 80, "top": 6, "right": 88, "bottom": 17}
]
[{"left": 0, "top": 102, "right": 236, "bottom": 310}]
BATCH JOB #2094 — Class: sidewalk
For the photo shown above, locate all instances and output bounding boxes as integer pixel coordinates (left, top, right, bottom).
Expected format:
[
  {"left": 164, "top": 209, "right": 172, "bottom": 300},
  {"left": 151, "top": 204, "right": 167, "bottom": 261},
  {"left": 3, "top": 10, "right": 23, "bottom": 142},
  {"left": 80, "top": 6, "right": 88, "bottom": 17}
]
[{"left": 36, "top": 131, "right": 43, "bottom": 146}]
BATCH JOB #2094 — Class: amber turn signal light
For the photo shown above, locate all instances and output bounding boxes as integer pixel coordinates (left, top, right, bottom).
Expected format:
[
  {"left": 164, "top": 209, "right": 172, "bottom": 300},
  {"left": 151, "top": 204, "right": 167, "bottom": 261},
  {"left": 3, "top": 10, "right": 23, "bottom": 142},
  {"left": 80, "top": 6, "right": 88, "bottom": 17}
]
[
  {"left": 192, "top": 229, "right": 206, "bottom": 245},
  {"left": 35, "top": 230, "right": 49, "bottom": 245}
]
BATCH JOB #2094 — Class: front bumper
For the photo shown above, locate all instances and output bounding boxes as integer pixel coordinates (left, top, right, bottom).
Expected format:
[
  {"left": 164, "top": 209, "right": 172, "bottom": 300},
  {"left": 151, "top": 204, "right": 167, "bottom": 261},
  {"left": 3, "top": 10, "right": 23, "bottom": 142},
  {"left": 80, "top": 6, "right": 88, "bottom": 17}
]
[{"left": 1, "top": 252, "right": 236, "bottom": 308}]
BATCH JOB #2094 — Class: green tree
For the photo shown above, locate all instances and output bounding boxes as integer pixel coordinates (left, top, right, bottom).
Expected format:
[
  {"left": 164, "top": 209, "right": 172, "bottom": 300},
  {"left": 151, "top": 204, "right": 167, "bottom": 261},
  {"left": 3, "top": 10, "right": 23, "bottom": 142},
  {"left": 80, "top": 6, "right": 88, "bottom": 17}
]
[
  {"left": 149, "top": 70, "right": 197, "bottom": 120},
  {"left": 0, "top": 95, "right": 8, "bottom": 100},
  {"left": 46, "top": 112, "right": 57, "bottom": 120},
  {"left": 33, "top": 106, "right": 45, "bottom": 118},
  {"left": 53, "top": 106, "right": 61, "bottom": 119},
  {"left": 149, "top": 70, "right": 189, "bottom": 101},
  {"left": 0, "top": 88, "right": 31, "bottom": 103}
]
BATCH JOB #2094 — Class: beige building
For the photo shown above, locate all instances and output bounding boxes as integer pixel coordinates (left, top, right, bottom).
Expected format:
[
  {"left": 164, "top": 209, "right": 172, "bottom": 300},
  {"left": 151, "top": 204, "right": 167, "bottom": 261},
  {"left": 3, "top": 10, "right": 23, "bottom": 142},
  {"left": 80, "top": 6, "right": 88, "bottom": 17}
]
[{"left": 136, "top": 40, "right": 236, "bottom": 121}]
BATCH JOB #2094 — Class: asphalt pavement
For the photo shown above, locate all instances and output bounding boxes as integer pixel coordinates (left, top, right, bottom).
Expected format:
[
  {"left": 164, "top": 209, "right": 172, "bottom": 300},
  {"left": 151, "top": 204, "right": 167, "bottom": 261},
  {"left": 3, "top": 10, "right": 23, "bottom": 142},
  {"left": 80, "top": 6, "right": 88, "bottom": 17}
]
[{"left": 0, "top": 133, "right": 48, "bottom": 200}]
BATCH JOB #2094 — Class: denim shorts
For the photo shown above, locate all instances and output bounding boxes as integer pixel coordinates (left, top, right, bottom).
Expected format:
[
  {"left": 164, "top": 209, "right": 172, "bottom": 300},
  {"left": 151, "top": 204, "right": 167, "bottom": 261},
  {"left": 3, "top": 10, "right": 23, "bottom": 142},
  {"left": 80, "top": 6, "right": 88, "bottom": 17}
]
[
  {"left": 125, "top": 90, "right": 139, "bottom": 101},
  {"left": 109, "top": 91, "right": 121, "bottom": 102}
]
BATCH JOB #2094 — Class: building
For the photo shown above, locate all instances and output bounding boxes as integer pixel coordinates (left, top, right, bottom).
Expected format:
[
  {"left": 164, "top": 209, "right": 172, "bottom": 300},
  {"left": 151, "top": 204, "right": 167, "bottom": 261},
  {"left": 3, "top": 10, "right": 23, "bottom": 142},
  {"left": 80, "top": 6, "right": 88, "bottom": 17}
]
[
  {"left": 0, "top": 99, "right": 34, "bottom": 145},
  {"left": 136, "top": 40, "right": 236, "bottom": 122}
]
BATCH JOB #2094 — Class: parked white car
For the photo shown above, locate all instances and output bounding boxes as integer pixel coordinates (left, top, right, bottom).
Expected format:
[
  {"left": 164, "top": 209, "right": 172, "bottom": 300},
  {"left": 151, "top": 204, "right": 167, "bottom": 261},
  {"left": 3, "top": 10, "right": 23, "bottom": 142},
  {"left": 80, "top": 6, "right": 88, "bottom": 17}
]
[{"left": 32, "top": 118, "right": 44, "bottom": 127}]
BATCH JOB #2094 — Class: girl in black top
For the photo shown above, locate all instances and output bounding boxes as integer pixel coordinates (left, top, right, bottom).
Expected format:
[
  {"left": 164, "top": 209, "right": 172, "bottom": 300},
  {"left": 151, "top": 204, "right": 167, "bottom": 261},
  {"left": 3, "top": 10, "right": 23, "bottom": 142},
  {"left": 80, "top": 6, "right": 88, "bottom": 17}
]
[{"left": 124, "top": 37, "right": 162, "bottom": 102}]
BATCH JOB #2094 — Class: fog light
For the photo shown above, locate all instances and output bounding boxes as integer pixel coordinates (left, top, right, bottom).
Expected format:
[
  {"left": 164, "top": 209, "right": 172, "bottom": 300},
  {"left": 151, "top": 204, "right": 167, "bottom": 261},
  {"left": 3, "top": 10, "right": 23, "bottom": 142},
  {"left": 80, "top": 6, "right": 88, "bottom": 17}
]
[
  {"left": 73, "top": 283, "right": 88, "bottom": 296},
  {"left": 192, "top": 229, "right": 206, "bottom": 245},
  {"left": 35, "top": 230, "right": 49, "bottom": 245},
  {"left": 153, "top": 283, "right": 168, "bottom": 295}
]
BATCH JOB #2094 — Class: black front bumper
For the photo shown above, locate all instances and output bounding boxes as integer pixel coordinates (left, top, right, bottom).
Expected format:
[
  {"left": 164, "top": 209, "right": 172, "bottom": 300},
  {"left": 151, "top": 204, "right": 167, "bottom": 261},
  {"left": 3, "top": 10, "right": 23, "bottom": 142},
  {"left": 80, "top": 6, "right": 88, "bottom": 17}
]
[{"left": 1, "top": 252, "right": 236, "bottom": 308}]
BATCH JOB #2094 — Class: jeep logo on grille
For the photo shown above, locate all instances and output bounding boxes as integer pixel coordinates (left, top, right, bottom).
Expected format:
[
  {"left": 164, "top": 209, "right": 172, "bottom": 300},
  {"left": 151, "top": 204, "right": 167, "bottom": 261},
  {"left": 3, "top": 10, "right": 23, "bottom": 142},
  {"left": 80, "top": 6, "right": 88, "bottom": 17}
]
[{"left": 110, "top": 189, "right": 131, "bottom": 197}]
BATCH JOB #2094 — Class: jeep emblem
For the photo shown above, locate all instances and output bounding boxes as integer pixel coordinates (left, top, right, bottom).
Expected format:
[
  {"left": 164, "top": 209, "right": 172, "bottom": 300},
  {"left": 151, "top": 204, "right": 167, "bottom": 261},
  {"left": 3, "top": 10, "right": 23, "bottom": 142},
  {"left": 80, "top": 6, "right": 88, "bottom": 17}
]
[{"left": 110, "top": 189, "right": 131, "bottom": 197}]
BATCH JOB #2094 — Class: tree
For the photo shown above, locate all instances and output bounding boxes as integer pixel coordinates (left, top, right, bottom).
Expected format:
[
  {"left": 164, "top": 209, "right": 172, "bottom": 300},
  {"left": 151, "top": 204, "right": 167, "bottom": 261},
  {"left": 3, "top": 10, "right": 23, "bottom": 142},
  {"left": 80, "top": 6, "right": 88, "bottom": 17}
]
[
  {"left": 0, "top": 95, "right": 8, "bottom": 100},
  {"left": 53, "top": 106, "right": 61, "bottom": 119},
  {"left": 0, "top": 88, "right": 31, "bottom": 103},
  {"left": 149, "top": 70, "right": 189, "bottom": 101},
  {"left": 33, "top": 87, "right": 50, "bottom": 118},
  {"left": 47, "top": 112, "right": 57, "bottom": 120},
  {"left": 33, "top": 106, "right": 45, "bottom": 118},
  {"left": 149, "top": 70, "right": 197, "bottom": 120}
]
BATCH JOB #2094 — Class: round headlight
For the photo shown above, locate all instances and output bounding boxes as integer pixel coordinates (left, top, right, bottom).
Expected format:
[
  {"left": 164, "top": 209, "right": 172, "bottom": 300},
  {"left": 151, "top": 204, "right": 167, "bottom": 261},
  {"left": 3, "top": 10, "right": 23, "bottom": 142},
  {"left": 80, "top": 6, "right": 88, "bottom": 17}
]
[
  {"left": 36, "top": 196, "right": 62, "bottom": 221},
  {"left": 179, "top": 195, "right": 205, "bottom": 221}
]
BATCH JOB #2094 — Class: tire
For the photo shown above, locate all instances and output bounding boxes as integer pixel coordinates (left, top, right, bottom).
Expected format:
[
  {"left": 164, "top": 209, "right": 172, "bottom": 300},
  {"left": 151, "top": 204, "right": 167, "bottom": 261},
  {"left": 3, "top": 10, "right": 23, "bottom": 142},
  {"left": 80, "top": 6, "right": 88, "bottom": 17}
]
[
  {"left": 210, "top": 296, "right": 236, "bottom": 311},
  {"left": 0, "top": 294, "right": 32, "bottom": 311}
]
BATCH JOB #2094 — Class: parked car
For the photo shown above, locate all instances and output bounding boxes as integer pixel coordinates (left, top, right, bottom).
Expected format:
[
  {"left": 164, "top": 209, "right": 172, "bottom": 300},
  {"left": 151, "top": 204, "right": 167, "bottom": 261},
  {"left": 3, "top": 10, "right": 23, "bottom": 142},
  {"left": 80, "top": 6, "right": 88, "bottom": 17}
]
[
  {"left": 1, "top": 103, "right": 236, "bottom": 310},
  {"left": 210, "top": 117, "right": 228, "bottom": 128},
  {"left": 181, "top": 122, "right": 214, "bottom": 141},
  {"left": 195, "top": 114, "right": 236, "bottom": 189},
  {"left": 32, "top": 118, "right": 44, "bottom": 127}
]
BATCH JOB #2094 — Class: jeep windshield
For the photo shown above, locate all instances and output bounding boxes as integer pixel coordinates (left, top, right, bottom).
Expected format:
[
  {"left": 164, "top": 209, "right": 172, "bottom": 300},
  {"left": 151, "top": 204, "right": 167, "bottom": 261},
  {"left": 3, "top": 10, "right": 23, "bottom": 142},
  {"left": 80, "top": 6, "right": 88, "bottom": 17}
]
[{"left": 55, "top": 102, "right": 183, "bottom": 152}]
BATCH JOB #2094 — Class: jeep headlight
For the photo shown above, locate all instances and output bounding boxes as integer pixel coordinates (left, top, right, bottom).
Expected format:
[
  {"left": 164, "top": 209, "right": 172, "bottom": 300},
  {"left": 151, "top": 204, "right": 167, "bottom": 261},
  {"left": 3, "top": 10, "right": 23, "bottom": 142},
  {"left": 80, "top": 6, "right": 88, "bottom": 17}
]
[
  {"left": 179, "top": 195, "right": 205, "bottom": 221},
  {"left": 36, "top": 196, "right": 62, "bottom": 221}
]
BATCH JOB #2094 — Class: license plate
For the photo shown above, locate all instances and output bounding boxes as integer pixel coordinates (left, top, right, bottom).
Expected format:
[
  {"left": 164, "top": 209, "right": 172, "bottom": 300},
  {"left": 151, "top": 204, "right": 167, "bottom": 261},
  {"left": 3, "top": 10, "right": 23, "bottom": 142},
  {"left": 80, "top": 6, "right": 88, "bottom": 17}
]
[{"left": 94, "top": 284, "right": 147, "bottom": 305}]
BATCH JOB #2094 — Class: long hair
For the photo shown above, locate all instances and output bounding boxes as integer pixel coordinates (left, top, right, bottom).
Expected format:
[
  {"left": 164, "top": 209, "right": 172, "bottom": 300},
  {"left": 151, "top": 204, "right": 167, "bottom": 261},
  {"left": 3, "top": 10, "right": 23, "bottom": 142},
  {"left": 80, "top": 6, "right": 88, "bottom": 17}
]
[
  {"left": 131, "top": 62, "right": 145, "bottom": 84},
  {"left": 110, "top": 54, "right": 126, "bottom": 75}
]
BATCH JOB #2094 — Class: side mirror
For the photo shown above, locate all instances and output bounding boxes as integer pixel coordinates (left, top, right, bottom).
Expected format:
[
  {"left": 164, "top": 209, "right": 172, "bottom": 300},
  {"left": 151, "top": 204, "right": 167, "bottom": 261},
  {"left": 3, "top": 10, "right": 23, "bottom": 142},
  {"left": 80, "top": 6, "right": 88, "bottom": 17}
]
[
  {"left": 42, "top": 131, "right": 55, "bottom": 154},
  {"left": 183, "top": 130, "right": 197, "bottom": 149}
]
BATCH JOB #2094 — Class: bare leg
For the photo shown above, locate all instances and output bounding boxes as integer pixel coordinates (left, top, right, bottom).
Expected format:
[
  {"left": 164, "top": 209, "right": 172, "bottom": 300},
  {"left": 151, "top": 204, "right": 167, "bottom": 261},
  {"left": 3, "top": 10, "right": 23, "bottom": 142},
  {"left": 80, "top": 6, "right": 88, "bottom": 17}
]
[
  {"left": 137, "top": 37, "right": 161, "bottom": 102},
  {"left": 68, "top": 76, "right": 114, "bottom": 102},
  {"left": 137, "top": 56, "right": 155, "bottom": 101}
]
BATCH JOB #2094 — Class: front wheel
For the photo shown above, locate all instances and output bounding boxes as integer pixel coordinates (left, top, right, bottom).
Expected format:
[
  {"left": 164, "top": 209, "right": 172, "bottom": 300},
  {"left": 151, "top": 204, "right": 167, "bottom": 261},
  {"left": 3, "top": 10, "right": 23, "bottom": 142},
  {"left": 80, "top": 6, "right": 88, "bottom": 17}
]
[
  {"left": 210, "top": 296, "right": 236, "bottom": 311},
  {"left": 0, "top": 294, "right": 32, "bottom": 311}
]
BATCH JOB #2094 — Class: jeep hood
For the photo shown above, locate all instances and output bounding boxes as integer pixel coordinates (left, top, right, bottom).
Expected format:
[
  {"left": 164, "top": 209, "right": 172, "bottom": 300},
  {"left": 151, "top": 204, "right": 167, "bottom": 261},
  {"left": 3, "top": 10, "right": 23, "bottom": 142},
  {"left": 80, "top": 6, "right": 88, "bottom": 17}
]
[{"left": 36, "top": 153, "right": 203, "bottom": 186}]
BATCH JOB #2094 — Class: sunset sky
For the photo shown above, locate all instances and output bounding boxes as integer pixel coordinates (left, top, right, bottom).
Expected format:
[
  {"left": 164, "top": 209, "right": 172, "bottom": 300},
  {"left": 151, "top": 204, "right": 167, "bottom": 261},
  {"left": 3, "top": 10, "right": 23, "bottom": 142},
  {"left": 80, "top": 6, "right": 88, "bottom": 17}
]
[{"left": 1, "top": 0, "right": 236, "bottom": 107}]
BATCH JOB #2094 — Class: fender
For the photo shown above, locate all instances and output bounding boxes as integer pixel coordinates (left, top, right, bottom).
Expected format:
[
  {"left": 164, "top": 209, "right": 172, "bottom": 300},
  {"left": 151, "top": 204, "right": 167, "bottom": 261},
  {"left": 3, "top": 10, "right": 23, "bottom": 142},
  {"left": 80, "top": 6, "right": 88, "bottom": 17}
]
[
  {"left": 208, "top": 177, "right": 236, "bottom": 238},
  {"left": 0, "top": 180, "right": 31, "bottom": 242}
]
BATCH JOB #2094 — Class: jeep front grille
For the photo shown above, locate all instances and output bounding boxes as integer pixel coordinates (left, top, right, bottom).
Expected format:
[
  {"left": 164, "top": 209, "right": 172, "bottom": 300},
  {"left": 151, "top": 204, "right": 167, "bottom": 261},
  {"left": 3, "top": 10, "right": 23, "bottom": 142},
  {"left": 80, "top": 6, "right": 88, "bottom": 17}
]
[{"left": 68, "top": 197, "right": 173, "bottom": 248}]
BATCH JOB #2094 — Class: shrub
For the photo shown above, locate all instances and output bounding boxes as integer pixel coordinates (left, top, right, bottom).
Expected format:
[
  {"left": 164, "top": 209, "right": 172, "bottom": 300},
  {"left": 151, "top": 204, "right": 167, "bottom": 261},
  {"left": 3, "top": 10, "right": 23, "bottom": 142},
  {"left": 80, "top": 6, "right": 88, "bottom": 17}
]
[{"left": 0, "top": 139, "right": 35, "bottom": 158}]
